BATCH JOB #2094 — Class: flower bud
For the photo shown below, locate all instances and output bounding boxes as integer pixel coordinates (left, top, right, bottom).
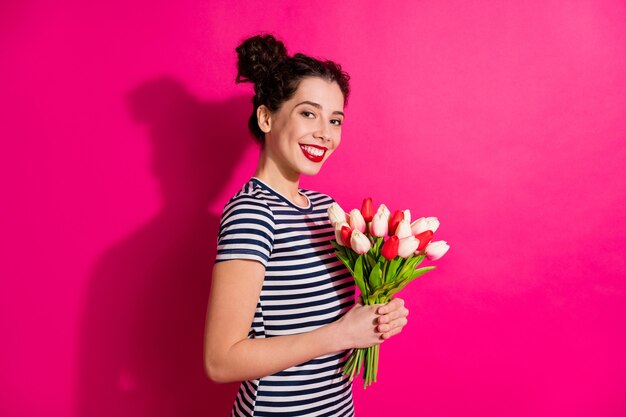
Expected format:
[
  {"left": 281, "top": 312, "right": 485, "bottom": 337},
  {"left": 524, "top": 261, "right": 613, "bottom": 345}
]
[
  {"left": 394, "top": 219, "right": 413, "bottom": 239},
  {"left": 361, "top": 197, "right": 374, "bottom": 223},
  {"left": 381, "top": 235, "right": 400, "bottom": 260},
  {"left": 388, "top": 210, "right": 404, "bottom": 236},
  {"left": 341, "top": 225, "right": 354, "bottom": 249},
  {"left": 376, "top": 203, "right": 390, "bottom": 218},
  {"left": 425, "top": 240, "right": 450, "bottom": 260},
  {"left": 410, "top": 217, "right": 428, "bottom": 235},
  {"left": 398, "top": 235, "right": 420, "bottom": 258},
  {"left": 403, "top": 209, "right": 411, "bottom": 224},
  {"left": 370, "top": 212, "right": 389, "bottom": 237},
  {"left": 350, "top": 229, "right": 372, "bottom": 254},
  {"left": 327, "top": 202, "right": 347, "bottom": 226},
  {"left": 334, "top": 221, "right": 349, "bottom": 246},
  {"left": 410, "top": 216, "right": 440, "bottom": 234},
  {"left": 414, "top": 230, "right": 434, "bottom": 251},
  {"left": 425, "top": 217, "right": 440, "bottom": 233},
  {"left": 349, "top": 209, "right": 366, "bottom": 233}
]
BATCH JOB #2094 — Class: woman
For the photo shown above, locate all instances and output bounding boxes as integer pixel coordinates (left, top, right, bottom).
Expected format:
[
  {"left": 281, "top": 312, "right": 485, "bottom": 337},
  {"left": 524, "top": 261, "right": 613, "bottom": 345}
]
[{"left": 204, "top": 34, "right": 409, "bottom": 417}]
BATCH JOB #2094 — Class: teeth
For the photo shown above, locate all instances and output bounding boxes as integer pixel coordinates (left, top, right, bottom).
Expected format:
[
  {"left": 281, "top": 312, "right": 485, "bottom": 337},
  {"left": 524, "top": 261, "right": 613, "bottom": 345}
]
[{"left": 301, "top": 145, "right": 325, "bottom": 157}]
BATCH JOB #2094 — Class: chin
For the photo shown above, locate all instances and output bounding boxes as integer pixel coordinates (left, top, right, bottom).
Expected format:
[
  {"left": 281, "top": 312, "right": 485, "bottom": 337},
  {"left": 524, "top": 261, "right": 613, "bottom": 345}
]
[{"left": 298, "top": 163, "right": 325, "bottom": 176}]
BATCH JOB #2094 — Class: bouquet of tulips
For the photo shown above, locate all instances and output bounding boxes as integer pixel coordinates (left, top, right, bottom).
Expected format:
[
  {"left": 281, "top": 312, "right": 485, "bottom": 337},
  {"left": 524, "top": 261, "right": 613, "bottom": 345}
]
[{"left": 327, "top": 198, "right": 450, "bottom": 388}]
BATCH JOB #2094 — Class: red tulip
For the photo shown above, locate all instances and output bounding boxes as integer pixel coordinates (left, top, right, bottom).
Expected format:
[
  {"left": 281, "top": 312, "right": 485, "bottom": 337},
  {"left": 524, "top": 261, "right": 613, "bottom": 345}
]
[
  {"left": 341, "top": 225, "right": 354, "bottom": 249},
  {"left": 388, "top": 210, "right": 404, "bottom": 236},
  {"left": 414, "top": 230, "right": 434, "bottom": 251},
  {"left": 381, "top": 235, "right": 400, "bottom": 260},
  {"left": 361, "top": 197, "right": 374, "bottom": 223}
]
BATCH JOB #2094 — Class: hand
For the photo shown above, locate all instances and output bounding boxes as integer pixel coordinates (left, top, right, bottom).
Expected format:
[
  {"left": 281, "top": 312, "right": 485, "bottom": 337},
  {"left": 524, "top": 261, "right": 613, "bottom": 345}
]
[
  {"left": 334, "top": 302, "right": 385, "bottom": 350},
  {"left": 374, "top": 297, "right": 409, "bottom": 340}
]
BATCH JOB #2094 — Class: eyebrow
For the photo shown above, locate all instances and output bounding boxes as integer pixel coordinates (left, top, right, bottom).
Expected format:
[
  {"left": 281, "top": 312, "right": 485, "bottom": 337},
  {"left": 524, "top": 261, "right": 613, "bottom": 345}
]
[{"left": 294, "top": 100, "right": 345, "bottom": 117}]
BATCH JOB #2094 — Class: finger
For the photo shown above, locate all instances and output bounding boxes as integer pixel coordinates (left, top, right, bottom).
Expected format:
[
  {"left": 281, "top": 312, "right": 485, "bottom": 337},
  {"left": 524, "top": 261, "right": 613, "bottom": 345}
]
[
  {"left": 377, "top": 306, "right": 409, "bottom": 324},
  {"left": 381, "top": 325, "right": 403, "bottom": 340},
  {"left": 377, "top": 317, "right": 408, "bottom": 333},
  {"left": 377, "top": 297, "right": 404, "bottom": 315}
]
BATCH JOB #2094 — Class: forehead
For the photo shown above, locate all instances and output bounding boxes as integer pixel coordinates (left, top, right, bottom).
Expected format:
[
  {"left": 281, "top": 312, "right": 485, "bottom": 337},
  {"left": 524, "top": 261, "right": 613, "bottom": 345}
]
[{"left": 290, "top": 77, "right": 345, "bottom": 110}]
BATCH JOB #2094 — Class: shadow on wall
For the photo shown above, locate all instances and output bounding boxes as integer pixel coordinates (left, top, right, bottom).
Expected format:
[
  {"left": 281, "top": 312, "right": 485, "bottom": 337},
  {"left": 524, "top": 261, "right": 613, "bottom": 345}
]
[{"left": 76, "top": 76, "right": 252, "bottom": 417}]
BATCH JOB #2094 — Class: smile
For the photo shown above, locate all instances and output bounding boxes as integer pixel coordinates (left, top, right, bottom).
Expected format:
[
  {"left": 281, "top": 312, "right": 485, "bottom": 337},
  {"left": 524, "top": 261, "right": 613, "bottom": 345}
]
[{"left": 299, "top": 144, "right": 327, "bottom": 162}]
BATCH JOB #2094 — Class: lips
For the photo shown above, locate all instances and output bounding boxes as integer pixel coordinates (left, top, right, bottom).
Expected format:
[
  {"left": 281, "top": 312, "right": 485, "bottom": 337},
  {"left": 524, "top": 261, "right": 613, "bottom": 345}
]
[{"left": 299, "top": 144, "right": 327, "bottom": 163}]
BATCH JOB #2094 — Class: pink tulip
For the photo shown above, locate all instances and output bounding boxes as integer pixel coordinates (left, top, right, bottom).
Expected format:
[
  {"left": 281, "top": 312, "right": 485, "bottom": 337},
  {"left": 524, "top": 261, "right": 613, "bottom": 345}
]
[
  {"left": 403, "top": 209, "right": 411, "bottom": 223},
  {"left": 349, "top": 209, "right": 366, "bottom": 233},
  {"left": 397, "top": 235, "right": 420, "bottom": 258},
  {"left": 425, "top": 217, "right": 440, "bottom": 233},
  {"left": 370, "top": 212, "right": 389, "bottom": 237},
  {"left": 376, "top": 203, "right": 390, "bottom": 218},
  {"left": 410, "top": 216, "right": 440, "bottom": 234},
  {"left": 410, "top": 217, "right": 428, "bottom": 235},
  {"left": 425, "top": 240, "right": 450, "bottom": 260},
  {"left": 394, "top": 219, "right": 413, "bottom": 239},
  {"left": 381, "top": 236, "right": 400, "bottom": 260},
  {"left": 350, "top": 229, "right": 372, "bottom": 254},
  {"left": 327, "top": 202, "right": 347, "bottom": 226}
]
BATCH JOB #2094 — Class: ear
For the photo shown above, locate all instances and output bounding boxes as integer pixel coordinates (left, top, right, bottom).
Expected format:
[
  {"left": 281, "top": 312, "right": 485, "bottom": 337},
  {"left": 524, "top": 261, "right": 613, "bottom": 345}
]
[{"left": 256, "top": 105, "right": 272, "bottom": 133}]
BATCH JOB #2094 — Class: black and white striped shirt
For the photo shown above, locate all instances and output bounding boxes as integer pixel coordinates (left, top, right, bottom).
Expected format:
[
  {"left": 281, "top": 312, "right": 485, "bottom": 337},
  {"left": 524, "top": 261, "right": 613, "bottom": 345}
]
[{"left": 216, "top": 177, "right": 356, "bottom": 417}]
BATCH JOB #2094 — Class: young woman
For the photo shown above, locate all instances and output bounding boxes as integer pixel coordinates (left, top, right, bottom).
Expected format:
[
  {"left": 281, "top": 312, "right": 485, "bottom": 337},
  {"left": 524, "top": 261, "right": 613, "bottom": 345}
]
[{"left": 204, "top": 34, "right": 410, "bottom": 417}]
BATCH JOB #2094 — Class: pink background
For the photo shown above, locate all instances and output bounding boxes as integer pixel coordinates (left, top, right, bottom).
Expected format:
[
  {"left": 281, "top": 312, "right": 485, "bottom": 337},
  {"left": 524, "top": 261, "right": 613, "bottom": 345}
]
[{"left": 2, "top": 1, "right": 625, "bottom": 416}]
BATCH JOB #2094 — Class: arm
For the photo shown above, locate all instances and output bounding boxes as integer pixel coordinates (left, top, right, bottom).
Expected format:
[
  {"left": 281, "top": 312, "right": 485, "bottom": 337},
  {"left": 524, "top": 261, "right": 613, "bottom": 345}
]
[{"left": 203, "top": 259, "right": 394, "bottom": 383}]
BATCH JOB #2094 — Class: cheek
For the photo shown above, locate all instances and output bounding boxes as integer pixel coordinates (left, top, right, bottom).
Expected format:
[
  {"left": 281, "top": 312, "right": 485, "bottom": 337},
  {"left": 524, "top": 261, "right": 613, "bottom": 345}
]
[{"left": 334, "top": 136, "right": 342, "bottom": 149}]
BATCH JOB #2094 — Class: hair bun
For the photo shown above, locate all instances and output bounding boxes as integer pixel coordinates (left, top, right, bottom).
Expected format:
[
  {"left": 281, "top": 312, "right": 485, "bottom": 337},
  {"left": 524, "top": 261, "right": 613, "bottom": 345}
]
[{"left": 235, "top": 34, "right": 288, "bottom": 85}]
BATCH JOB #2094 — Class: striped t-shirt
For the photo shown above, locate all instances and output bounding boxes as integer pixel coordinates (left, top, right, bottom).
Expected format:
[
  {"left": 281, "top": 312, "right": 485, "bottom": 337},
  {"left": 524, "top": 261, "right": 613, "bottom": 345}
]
[{"left": 215, "top": 177, "right": 356, "bottom": 417}]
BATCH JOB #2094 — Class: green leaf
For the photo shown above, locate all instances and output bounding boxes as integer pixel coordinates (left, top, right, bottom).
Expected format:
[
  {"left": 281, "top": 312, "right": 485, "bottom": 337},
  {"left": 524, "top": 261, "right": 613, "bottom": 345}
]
[
  {"left": 368, "top": 262, "right": 383, "bottom": 291},
  {"left": 365, "top": 252, "right": 377, "bottom": 270},
  {"left": 386, "top": 257, "right": 402, "bottom": 280},
  {"left": 353, "top": 255, "right": 369, "bottom": 295}
]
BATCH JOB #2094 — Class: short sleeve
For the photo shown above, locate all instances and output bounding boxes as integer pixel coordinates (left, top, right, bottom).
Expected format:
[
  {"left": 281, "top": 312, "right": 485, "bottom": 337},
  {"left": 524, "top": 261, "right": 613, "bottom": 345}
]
[{"left": 215, "top": 196, "right": 275, "bottom": 267}]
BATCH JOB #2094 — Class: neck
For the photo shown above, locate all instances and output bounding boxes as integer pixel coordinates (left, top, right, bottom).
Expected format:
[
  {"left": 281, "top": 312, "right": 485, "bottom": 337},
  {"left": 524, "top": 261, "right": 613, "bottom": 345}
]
[{"left": 254, "top": 147, "right": 302, "bottom": 203}]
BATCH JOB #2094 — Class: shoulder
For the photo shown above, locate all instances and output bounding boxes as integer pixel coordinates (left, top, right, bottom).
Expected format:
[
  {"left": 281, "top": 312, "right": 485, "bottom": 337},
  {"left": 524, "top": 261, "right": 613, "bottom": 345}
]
[
  {"left": 221, "top": 180, "right": 276, "bottom": 223},
  {"left": 300, "top": 188, "right": 336, "bottom": 208}
]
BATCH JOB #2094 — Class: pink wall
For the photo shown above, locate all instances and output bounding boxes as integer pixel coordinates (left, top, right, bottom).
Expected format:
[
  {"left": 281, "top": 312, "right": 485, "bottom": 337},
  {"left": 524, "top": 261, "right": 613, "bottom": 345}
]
[{"left": 2, "top": 1, "right": 625, "bottom": 416}]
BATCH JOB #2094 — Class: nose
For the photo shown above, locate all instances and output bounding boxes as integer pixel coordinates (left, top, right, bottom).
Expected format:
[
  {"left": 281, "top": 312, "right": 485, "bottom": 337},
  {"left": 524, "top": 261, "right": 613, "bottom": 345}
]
[{"left": 315, "top": 120, "right": 331, "bottom": 142}]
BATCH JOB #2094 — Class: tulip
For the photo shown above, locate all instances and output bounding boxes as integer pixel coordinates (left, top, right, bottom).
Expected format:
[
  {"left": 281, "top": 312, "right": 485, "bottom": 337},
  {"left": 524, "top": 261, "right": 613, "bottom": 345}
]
[
  {"left": 349, "top": 209, "right": 366, "bottom": 233},
  {"left": 361, "top": 197, "right": 374, "bottom": 223},
  {"left": 394, "top": 219, "right": 413, "bottom": 239},
  {"left": 388, "top": 210, "right": 404, "bottom": 236},
  {"left": 425, "top": 240, "right": 450, "bottom": 260},
  {"left": 334, "top": 221, "right": 349, "bottom": 246},
  {"left": 414, "top": 230, "right": 434, "bottom": 251},
  {"left": 410, "top": 216, "right": 440, "bottom": 234},
  {"left": 350, "top": 229, "right": 372, "bottom": 254},
  {"left": 381, "top": 235, "right": 400, "bottom": 260},
  {"left": 425, "top": 217, "right": 440, "bottom": 233},
  {"left": 403, "top": 209, "right": 411, "bottom": 224},
  {"left": 328, "top": 202, "right": 347, "bottom": 226},
  {"left": 410, "top": 217, "right": 428, "bottom": 235},
  {"left": 370, "top": 212, "right": 389, "bottom": 237},
  {"left": 397, "top": 235, "right": 420, "bottom": 258},
  {"left": 376, "top": 203, "right": 391, "bottom": 218},
  {"left": 341, "top": 225, "right": 354, "bottom": 249}
]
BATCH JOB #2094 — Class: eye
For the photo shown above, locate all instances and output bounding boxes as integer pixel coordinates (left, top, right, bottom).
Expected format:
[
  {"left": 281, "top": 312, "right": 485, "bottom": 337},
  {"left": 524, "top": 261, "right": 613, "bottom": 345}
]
[
  {"left": 300, "top": 111, "right": 315, "bottom": 118},
  {"left": 331, "top": 119, "right": 343, "bottom": 126}
]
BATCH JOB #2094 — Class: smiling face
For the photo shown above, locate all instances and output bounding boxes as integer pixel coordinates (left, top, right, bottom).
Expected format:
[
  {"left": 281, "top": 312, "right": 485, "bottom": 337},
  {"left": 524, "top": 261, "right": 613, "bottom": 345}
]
[{"left": 257, "top": 76, "right": 345, "bottom": 178}]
